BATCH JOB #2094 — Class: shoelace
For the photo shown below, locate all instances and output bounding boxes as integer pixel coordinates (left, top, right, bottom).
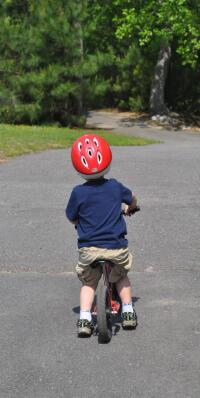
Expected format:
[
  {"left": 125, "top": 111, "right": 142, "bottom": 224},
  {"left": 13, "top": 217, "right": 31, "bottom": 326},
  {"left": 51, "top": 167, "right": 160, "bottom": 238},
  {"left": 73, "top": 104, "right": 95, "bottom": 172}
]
[
  {"left": 123, "top": 311, "right": 137, "bottom": 320},
  {"left": 77, "top": 319, "right": 94, "bottom": 329}
]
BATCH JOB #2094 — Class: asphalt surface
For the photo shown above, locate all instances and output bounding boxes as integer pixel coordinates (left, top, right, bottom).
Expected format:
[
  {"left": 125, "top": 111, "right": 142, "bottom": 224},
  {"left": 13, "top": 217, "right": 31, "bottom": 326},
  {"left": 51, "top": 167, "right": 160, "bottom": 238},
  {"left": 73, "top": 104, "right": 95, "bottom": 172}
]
[{"left": 0, "top": 112, "right": 200, "bottom": 398}]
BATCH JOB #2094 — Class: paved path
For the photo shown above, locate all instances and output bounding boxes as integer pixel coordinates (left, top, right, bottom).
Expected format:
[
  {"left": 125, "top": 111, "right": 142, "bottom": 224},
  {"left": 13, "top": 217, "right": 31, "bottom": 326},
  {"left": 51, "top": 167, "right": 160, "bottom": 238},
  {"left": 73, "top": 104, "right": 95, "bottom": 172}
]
[{"left": 0, "top": 112, "right": 200, "bottom": 398}]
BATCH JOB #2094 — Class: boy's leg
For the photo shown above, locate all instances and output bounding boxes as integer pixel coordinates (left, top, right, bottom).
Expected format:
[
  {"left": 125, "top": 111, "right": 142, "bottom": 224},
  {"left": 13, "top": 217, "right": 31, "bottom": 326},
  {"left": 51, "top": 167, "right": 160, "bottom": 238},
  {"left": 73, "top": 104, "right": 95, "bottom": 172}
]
[
  {"left": 77, "top": 284, "right": 96, "bottom": 337},
  {"left": 116, "top": 275, "right": 137, "bottom": 329},
  {"left": 76, "top": 248, "right": 102, "bottom": 337},
  {"left": 116, "top": 274, "right": 132, "bottom": 303},
  {"left": 105, "top": 247, "right": 137, "bottom": 329},
  {"left": 80, "top": 285, "right": 95, "bottom": 317}
]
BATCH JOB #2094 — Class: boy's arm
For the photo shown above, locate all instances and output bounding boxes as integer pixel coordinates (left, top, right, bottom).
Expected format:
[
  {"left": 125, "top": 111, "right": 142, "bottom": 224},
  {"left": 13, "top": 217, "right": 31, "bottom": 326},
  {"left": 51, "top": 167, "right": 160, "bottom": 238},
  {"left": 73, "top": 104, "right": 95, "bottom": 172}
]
[
  {"left": 124, "top": 193, "right": 137, "bottom": 215},
  {"left": 66, "top": 206, "right": 78, "bottom": 226},
  {"left": 66, "top": 188, "right": 79, "bottom": 226}
]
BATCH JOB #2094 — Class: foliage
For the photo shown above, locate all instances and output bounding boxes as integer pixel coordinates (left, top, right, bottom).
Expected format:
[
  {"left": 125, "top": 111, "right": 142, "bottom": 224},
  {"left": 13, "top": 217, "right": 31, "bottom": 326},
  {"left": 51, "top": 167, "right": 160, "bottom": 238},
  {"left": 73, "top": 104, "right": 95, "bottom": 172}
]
[
  {"left": 0, "top": 0, "right": 199, "bottom": 124},
  {"left": 166, "top": 46, "right": 200, "bottom": 113},
  {"left": 0, "top": 0, "right": 87, "bottom": 126},
  {"left": 115, "top": 0, "right": 200, "bottom": 68}
]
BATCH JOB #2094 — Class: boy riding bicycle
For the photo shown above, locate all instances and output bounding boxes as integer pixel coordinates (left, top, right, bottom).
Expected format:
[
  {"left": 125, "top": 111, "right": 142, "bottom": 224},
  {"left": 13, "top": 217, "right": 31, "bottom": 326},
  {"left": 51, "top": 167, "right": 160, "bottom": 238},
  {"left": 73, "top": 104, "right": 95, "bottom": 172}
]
[{"left": 66, "top": 134, "right": 138, "bottom": 337}]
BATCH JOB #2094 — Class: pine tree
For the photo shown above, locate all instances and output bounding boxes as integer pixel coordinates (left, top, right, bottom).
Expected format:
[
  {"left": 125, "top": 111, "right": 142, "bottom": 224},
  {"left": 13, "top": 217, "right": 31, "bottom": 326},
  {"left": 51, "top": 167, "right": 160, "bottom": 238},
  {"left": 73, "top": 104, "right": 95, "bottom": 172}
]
[{"left": 0, "top": 0, "right": 87, "bottom": 126}]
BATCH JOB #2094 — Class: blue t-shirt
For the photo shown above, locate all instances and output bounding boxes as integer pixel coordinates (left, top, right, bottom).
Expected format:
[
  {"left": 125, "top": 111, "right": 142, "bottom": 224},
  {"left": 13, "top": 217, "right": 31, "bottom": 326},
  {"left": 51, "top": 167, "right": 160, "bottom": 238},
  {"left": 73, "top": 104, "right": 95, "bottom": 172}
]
[{"left": 66, "top": 178, "right": 132, "bottom": 249}]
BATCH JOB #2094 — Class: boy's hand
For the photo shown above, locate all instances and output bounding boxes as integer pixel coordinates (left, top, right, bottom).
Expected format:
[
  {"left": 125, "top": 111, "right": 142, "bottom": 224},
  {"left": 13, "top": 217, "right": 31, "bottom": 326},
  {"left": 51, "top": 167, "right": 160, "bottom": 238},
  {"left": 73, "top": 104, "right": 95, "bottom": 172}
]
[
  {"left": 123, "top": 204, "right": 140, "bottom": 216},
  {"left": 70, "top": 219, "right": 78, "bottom": 226},
  {"left": 123, "top": 204, "right": 131, "bottom": 216},
  {"left": 123, "top": 194, "right": 137, "bottom": 216},
  {"left": 123, "top": 204, "right": 137, "bottom": 216}
]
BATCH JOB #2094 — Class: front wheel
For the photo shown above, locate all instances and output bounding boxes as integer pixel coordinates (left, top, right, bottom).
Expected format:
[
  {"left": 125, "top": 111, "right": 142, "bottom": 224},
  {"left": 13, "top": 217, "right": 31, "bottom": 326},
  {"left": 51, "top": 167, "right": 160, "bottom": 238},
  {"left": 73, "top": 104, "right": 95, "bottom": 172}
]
[{"left": 97, "top": 277, "right": 112, "bottom": 344}]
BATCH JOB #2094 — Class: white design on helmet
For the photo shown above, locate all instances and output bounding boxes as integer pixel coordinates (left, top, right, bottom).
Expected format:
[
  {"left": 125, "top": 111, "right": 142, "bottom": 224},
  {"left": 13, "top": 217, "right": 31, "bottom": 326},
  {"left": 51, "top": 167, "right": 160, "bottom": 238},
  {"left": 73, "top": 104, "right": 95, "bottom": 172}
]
[
  {"left": 85, "top": 138, "right": 90, "bottom": 144},
  {"left": 81, "top": 156, "right": 88, "bottom": 168},
  {"left": 97, "top": 151, "right": 102, "bottom": 164},
  {"left": 87, "top": 148, "right": 93, "bottom": 157},
  {"left": 78, "top": 142, "right": 82, "bottom": 151},
  {"left": 93, "top": 138, "right": 99, "bottom": 147}
]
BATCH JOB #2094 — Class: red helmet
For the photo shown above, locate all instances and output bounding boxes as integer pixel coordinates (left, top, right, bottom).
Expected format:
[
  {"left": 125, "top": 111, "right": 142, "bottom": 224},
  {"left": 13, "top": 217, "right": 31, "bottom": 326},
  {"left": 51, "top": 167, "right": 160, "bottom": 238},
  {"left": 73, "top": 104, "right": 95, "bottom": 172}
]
[{"left": 71, "top": 134, "right": 112, "bottom": 179}]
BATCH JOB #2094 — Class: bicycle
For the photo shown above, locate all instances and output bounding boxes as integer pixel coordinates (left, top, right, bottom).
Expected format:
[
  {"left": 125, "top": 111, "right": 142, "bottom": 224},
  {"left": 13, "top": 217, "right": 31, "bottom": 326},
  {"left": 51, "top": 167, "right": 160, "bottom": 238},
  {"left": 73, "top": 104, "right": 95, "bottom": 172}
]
[{"left": 91, "top": 206, "right": 140, "bottom": 344}]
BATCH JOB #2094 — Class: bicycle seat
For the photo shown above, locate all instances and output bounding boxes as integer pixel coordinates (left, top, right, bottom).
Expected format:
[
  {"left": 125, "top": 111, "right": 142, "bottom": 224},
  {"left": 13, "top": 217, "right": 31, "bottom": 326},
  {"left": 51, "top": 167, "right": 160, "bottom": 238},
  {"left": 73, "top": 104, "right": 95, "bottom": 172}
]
[{"left": 90, "top": 259, "right": 114, "bottom": 268}]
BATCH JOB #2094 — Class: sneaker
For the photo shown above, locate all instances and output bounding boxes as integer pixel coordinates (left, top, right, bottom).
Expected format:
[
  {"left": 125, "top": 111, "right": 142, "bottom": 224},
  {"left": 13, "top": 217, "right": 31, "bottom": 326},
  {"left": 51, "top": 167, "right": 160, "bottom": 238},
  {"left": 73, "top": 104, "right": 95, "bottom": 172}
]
[
  {"left": 77, "top": 319, "right": 94, "bottom": 337},
  {"left": 122, "top": 309, "right": 137, "bottom": 329}
]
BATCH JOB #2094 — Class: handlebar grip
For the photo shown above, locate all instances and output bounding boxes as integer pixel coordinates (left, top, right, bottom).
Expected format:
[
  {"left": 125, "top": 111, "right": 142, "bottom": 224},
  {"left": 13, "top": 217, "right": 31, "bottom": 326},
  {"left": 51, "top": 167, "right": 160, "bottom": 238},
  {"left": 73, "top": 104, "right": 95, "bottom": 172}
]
[
  {"left": 129, "top": 205, "right": 140, "bottom": 215},
  {"left": 122, "top": 205, "right": 141, "bottom": 215}
]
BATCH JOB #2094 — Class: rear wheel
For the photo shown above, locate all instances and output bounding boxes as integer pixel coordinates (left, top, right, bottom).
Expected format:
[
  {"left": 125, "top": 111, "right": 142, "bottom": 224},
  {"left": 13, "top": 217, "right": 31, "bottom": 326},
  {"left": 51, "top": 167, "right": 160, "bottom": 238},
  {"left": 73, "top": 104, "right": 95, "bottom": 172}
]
[{"left": 97, "top": 277, "right": 112, "bottom": 343}]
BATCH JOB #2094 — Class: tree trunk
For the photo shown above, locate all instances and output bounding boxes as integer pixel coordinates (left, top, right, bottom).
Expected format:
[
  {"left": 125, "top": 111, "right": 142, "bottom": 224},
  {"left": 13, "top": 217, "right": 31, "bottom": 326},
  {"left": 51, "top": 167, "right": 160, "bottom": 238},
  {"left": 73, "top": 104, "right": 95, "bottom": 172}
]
[{"left": 150, "top": 43, "right": 171, "bottom": 115}]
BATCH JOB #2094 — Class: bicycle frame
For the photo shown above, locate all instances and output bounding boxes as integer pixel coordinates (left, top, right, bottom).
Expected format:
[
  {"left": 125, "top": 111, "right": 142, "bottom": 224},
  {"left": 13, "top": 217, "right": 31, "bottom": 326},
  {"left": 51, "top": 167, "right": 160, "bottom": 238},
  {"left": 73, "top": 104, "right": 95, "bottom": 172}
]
[{"left": 91, "top": 260, "right": 121, "bottom": 315}]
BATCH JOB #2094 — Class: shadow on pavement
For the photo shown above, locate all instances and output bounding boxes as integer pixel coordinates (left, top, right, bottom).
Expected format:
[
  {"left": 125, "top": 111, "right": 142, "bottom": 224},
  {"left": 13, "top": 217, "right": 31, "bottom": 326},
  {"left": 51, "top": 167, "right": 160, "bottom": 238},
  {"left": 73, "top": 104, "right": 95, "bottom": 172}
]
[
  {"left": 118, "top": 115, "right": 151, "bottom": 129},
  {"left": 72, "top": 296, "right": 140, "bottom": 314}
]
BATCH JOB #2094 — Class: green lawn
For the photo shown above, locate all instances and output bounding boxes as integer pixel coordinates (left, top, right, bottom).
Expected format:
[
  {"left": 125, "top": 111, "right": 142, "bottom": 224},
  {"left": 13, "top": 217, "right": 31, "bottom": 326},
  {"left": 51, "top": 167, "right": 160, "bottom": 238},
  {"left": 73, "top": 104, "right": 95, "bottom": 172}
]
[{"left": 0, "top": 124, "right": 159, "bottom": 160}]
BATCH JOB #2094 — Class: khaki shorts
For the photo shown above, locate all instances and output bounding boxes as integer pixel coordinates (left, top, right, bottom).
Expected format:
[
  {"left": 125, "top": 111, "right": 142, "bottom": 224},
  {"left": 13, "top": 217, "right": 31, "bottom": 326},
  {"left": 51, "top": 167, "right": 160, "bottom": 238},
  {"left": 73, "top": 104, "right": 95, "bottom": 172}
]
[{"left": 76, "top": 246, "right": 133, "bottom": 287}]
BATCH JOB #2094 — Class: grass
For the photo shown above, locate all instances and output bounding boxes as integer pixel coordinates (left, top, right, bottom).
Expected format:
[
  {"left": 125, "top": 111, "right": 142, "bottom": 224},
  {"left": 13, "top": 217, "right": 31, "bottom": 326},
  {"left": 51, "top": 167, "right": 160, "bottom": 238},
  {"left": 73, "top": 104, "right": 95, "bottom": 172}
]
[{"left": 0, "top": 123, "right": 159, "bottom": 160}]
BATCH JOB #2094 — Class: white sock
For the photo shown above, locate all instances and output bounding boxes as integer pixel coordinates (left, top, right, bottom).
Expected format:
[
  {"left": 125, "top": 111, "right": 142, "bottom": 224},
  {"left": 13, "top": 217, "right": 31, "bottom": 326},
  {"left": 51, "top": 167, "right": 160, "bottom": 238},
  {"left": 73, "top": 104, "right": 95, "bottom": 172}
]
[
  {"left": 80, "top": 309, "right": 92, "bottom": 322},
  {"left": 122, "top": 303, "right": 133, "bottom": 313}
]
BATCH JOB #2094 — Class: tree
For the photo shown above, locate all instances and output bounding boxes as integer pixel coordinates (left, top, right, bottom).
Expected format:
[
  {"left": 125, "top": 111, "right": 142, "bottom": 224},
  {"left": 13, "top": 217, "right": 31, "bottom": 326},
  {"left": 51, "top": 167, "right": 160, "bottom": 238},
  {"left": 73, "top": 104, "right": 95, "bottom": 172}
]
[
  {"left": 83, "top": 0, "right": 152, "bottom": 111},
  {"left": 0, "top": 0, "right": 87, "bottom": 126},
  {"left": 1, "top": 0, "right": 200, "bottom": 124},
  {"left": 115, "top": 0, "right": 200, "bottom": 115}
]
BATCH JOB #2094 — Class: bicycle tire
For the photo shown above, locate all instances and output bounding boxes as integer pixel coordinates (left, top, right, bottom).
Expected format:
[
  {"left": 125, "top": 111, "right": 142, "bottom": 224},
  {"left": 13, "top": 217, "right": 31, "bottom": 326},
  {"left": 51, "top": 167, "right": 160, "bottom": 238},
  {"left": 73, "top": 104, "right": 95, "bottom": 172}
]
[{"left": 97, "top": 277, "right": 112, "bottom": 344}]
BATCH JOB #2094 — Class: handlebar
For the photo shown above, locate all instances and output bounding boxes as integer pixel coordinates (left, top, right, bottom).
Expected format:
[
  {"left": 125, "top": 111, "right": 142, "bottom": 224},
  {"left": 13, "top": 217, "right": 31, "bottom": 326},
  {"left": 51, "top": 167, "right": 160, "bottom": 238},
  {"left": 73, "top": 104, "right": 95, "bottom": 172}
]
[{"left": 122, "top": 205, "right": 141, "bottom": 216}]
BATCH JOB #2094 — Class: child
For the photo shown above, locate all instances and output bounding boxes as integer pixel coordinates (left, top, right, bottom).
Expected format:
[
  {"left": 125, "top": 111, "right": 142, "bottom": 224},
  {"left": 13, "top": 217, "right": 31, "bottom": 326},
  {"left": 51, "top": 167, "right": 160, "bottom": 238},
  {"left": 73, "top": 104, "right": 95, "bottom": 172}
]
[{"left": 66, "top": 134, "right": 138, "bottom": 337}]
